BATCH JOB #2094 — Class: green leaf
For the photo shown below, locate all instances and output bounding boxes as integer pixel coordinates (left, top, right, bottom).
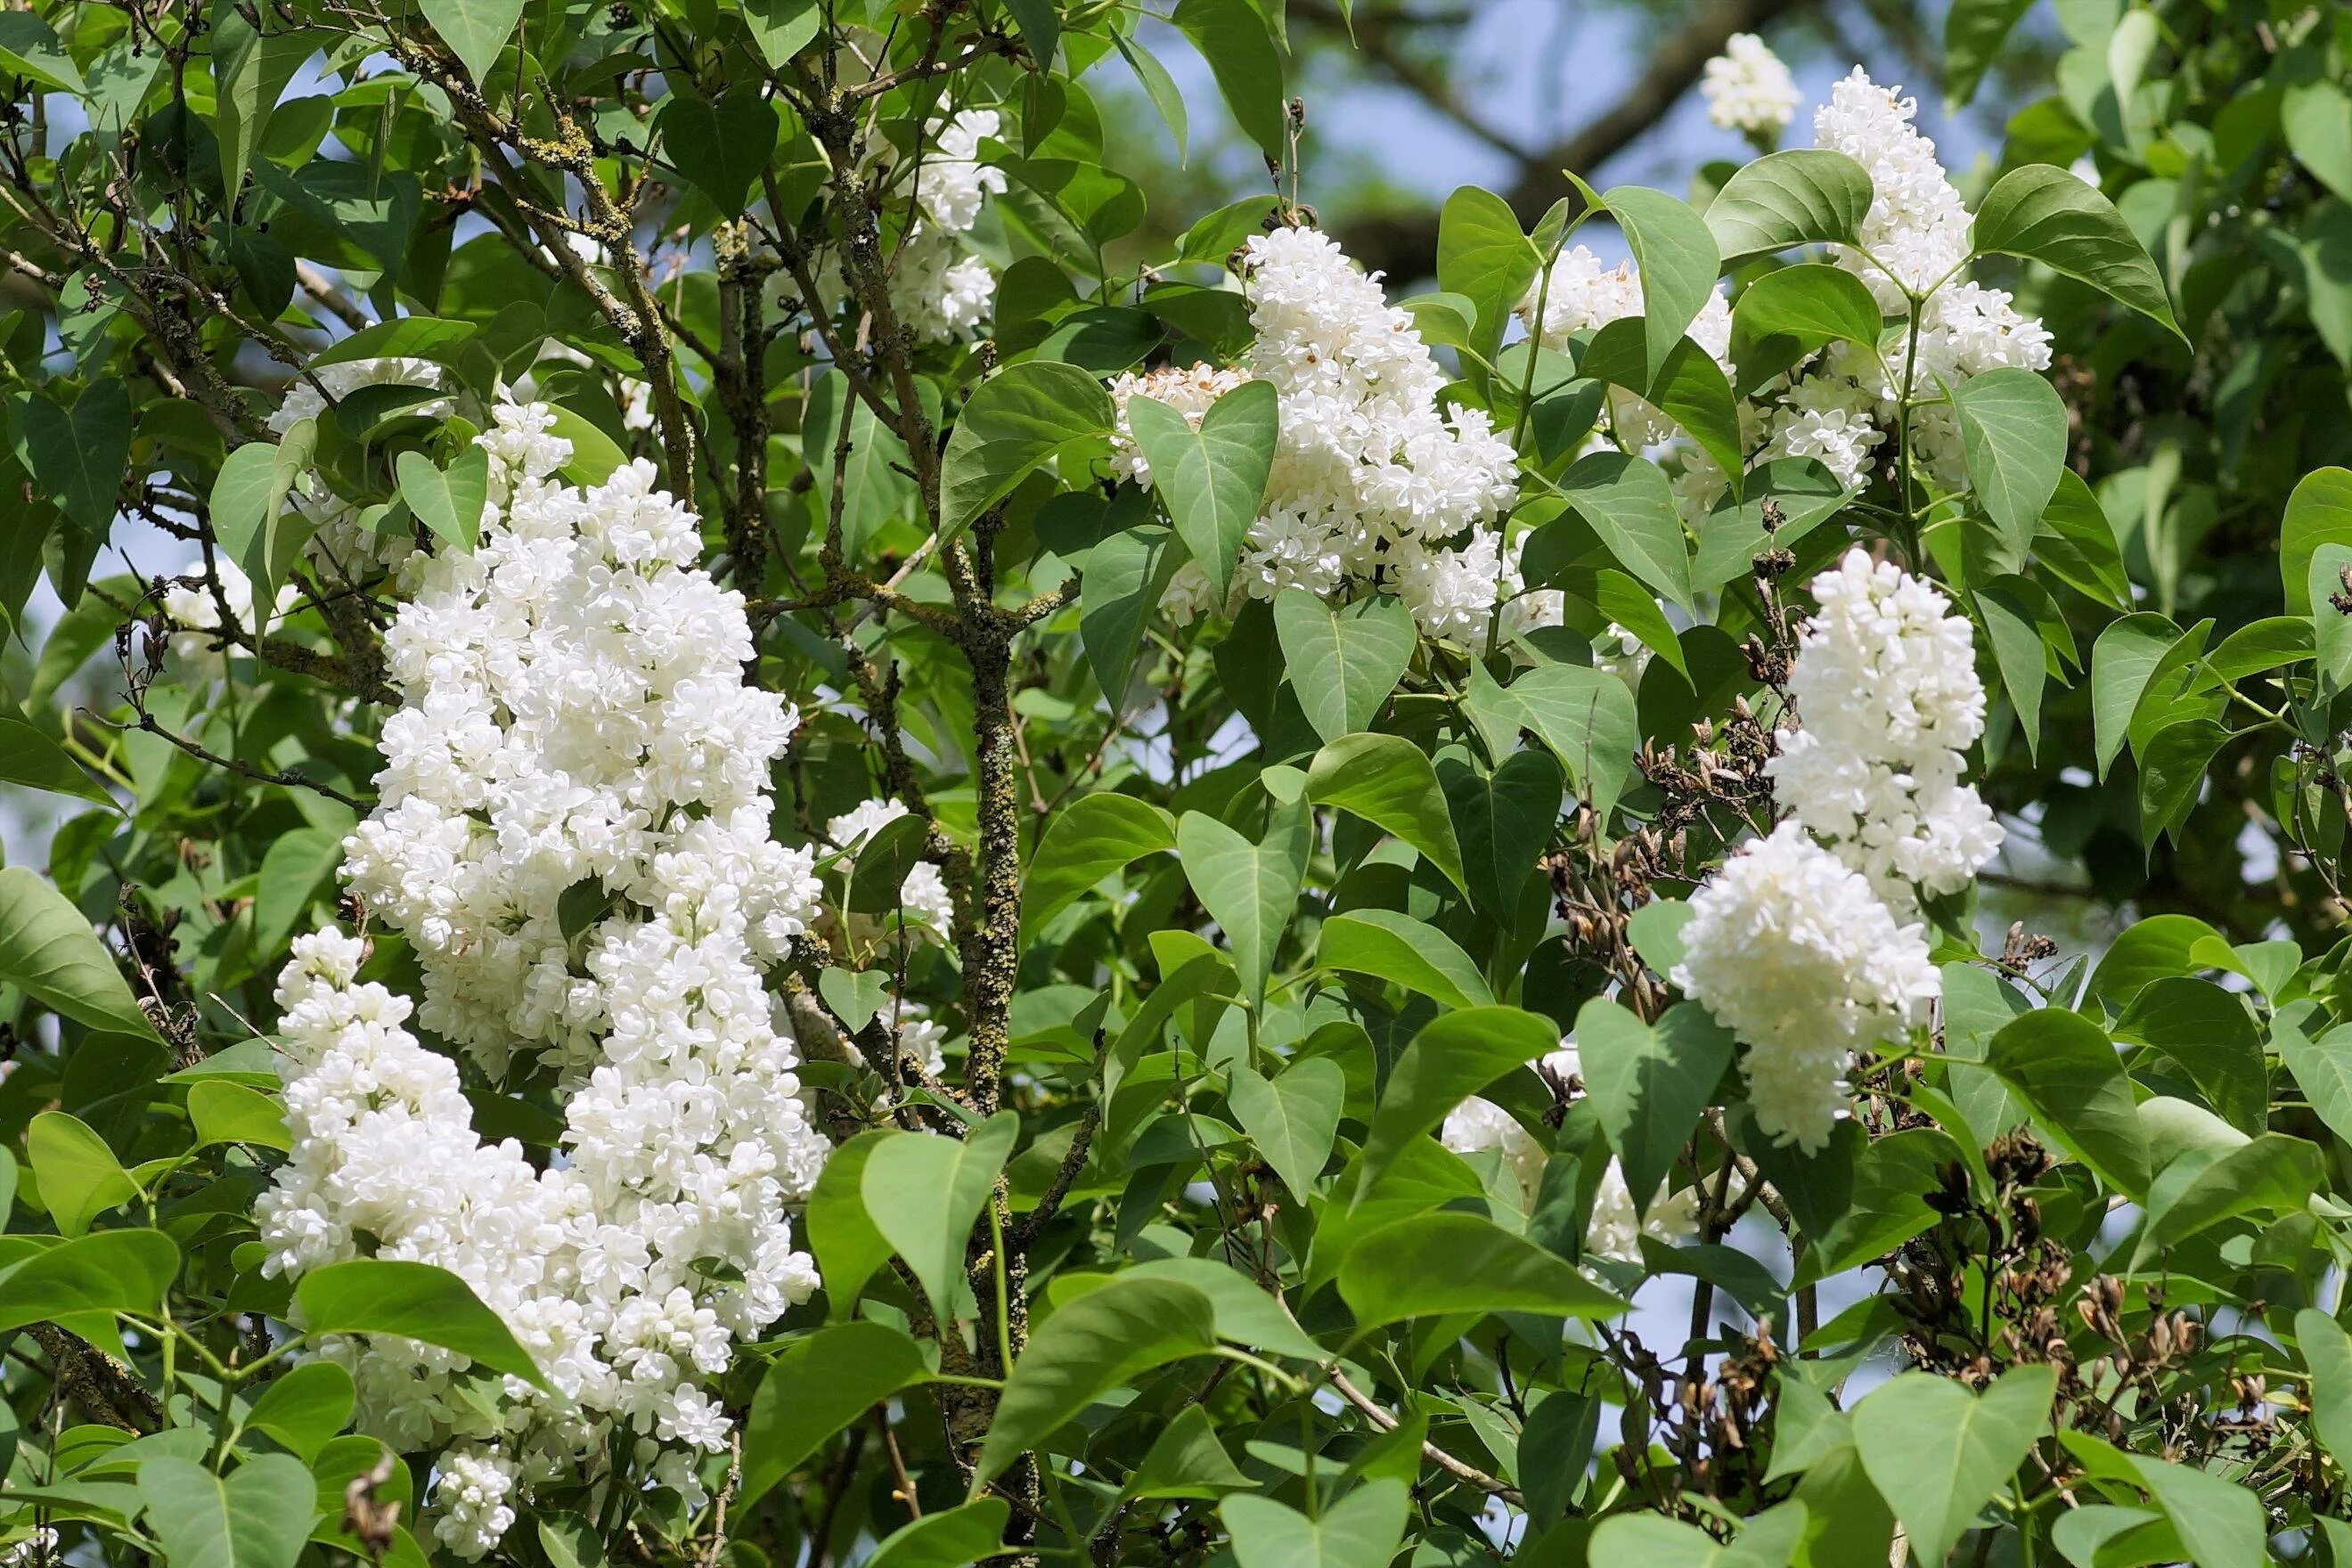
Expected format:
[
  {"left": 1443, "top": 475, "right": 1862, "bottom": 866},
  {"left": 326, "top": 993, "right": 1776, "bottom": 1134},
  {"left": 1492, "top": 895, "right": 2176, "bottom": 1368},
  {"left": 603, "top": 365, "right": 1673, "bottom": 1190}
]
[
  {"left": 1704, "top": 150, "right": 1874, "bottom": 265},
  {"left": 740, "top": 1321, "right": 932, "bottom": 1505},
  {"left": 1319, "top": 910, "right": 1492, "bottom": 1011},
  {"left": 2296, "top": 1307, "right": 2352, "bottom": 1465},
  {"left": 0, "top": 715, "right": 113, "bottom": 807},
  {"left": 394, "top": 448, "right": 488, "bottom": 553},
  {"left": 138, "top": 1455, "right": 316, "bottom": 1568},
  {"left": 974, "top": 1276, "right": 1220, "bottom": 1486},
  {"left": 1586, "top": 184, "right": 1719, "bottom": 382},
  {"left": 241, "top": 1360, "right": 354, "bottom": 1462},
  {"left": 1575, "top": 999, "right": 1732, "bottom": 1216},
  {"left": 1986, "top": 1009, "right": 2149, "bottom": 1196},
  {"left": 0, "top": 11, "right": 84, "bottom": 93},
  {"left": 1945, "top": 0, "right": 2036, "bottom": 108},
  {"left": 1221, "top": 1480, "right": 1409, "bottom": 1568},
  {"left": 941, "top": 362, "right": 1115, "bottom": 534},
  {"left": 212, "top": 419, "right": 321, "bottom": 606},
  {"left": 1440, "top": 748, "right": 1562, "bottom": 920},
  {"left": 1586, "top": 1507, "right": 1813, "bottom": 1568},
  {"left": 1271, "top": 589, "right": 1415, "bottom": 743},
  {"left": 1507, "top": 661, "right": 1640, "bottom": 823},
  {"left": 1111, "top": 32, "right": 1186, "bottom": 165},
  {"left": 2113, "top": 976, "right": 2265, "bottom": 1133},
  {"left": 844, "top": 813, "right": 934, "bottom": 917},
  {"left": 2282, "top": 468, "right": 2352, "bottom": 616},
  {"left": 2274, "top": 1010, "right": 2352, "bottom": 1147},
  {"left": 1853, "top": 1366, "right": 2058, "bottom": 1568},
  {"left": 1080, "top": 520, "right": 1181, "bottom": 702},
  {"left": 1974, "top": 576, "right": 2051, "bottom": 757},
  {"left": 1304, "top": 732, "right": 1466, "bottom": 893},
  {"left": 1169, "top": 0, "right": 1286, "bottom": 158},
  {"left": 2083, "top": 912, "right": 2219, "bottom": 1016},
  {"left": 28, "top": 1110, "right": 137, "bottom": 1237},
  {"left": 188, "top": 1082, "right": 290, "bottom": 1152},
  {"left": 658, "top": 86, "right": 780, "bottom": 213},
  {"left": 2286, "top": 80, "right": 2352, "bottom": 205},
  {"left": 1949, "top": 368, "right": 2070, "bottom": 557},
  {"left": 867, "top": 1499, "right": 1010, "bottom": 1568},
  {"left": 1556, "top": 452, "right": 1692, "bottom": 612},
  {"left": 2088, "top": 612, "right": 2176, "bottom": 779},
  {"left": 2126, "top": 1453, "right": 2265, "bottom": 1568},
  {"left": 1574, "top": 320, "right": 1745, "bottom": 487},
  {"left": 1355, "top": 1006, "right": 1561, "bottom": 1196},
  {"left": 2036, "top": 469, "right": 2132, "bottom": 611},
  {"left": 1971, "top": 163, "right": 2182, "bottom": 338},
  {"left": 741, "top": 0, "right": 819, "bottom": 70},
  {"left": 416, "top": 0, "right": 526, "bottom": 84},
  {"left": 2134, "top": 1132, "right": 2323, "bottom": 1262},
  {"left": 19, "top": 380, "right": 131, "bottom": 538},
  {"left": 0, "top": 1228, "right": 177, "bottom": 1331},
  {"left": 1129, "top": 380, "right": 1276, "bottom": 603},
  {"left": 208, "top": 0, "right": 308, "bottom": 200},
  {"left": 1228, "top": 1057, "right": 1344, "bottom": 1198},
  {"left": 1125, "top": 1403, "right": 1254, "bottom": 1499},
  {"left": 294, "top": 1260, "right": 549, "bottom": 1389},
  {"left": 1437, "top": 186, "right": 1543, "bottom": 365},
  {"left": 1020, "top": 792, "right": 1177, "bottom": 943},
  {"left": 1338, "top": 1211, "right": 1626, "bottom": 1329},
  {"left": 1731, "top": 263, "right": 1884, "bottom": 353},
  {"left": 2136, "top": 717, "right": 2225, "bottom": 847},
  {"left": 253, "top": 827, "right": 344, "bottom": 968},
  {"left": 863, "top": 1112, "right": 1019, "bottom": 1325},
  {"left": 805, "top": 1130, "right": 893, "bottom": 1318},
  {"left": 1177, "top": 804, "right": 1310, "bottom": 1003}
]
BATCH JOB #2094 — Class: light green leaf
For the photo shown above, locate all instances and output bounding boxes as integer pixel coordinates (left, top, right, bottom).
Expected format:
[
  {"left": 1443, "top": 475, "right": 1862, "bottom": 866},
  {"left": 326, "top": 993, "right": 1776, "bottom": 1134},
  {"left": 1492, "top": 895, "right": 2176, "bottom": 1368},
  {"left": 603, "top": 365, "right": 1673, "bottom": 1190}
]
[
  {"left": 394, "top": 447, "right": 488, "bottom": 553},
  {"left": 1731, "top": 263, "right": 1884, "bottom": 353},
  {"left": 1129, "top": 379, "right": 1277, "bottom": 602},
  {"left": 742, "top": 0, "right": 819, "bottom": 70},
  {"left": 1704, "top": 149, "right": 1874, "bottom": 265},
  {"left": 2127, "top": 1454, "right": 2265, "bottom": 1568},
  {"left": 1020, "top": 793, "right": 1178, "bottom": 942},
  {"left": 1338, "top": 1212, "right": 1625, "bottom": 1328},
  {"left": 1437, "top": 186, "right": 1542, "bottom": 365},
  {"left": 868, "top": 1499, "right": 1010, "bottom": 1568},
  {"left": 1575, "top": 999, "right": 1733, "bottom": 1216},
  {"left": 1974, "top": 575, "right": 2053, "bottom": 757},
  {"left": 1177, "top": 804, "right": 1310, "bottom": 1003},
  {"left": 1271, "top": 589, "right": 1415, "bottom": 743},
  {"left": 188, "top": 1082, "right": 290, "bottom": 1152},
  {"left": 211, "top": 419, "right": 321, "bottom": 607},
  {"left": 1854, "top": 1367, "right": 2057, "bottom": 1568},
  {"left": 941, "top": 362, "right": 1115, "bottom": 534},
  {"left": 1556, "top": 451, "right": 1692, "bottom": 612},
  {"left": 138, "top": 1455, "right": 316, "bottom": 1568},
  {"left": 294, "top": 1260, "right": 549, "bottom": 1389},
  {"left": 2282, "top": 467, "right": 2352, "bottom": 616},
  {"left": 2136, "top": 716, "right": 2225, "bottom": 847},
  {"left": 1112, "top": 32, "right": 1187, "bottom": 165},
  {"left": 2089, "top": 612, "right": 2178, "bottom": 779},
  {"left": 1169, "top": 0, "right": 1286, "bottom": 158},
  {"left": 0, "top": 715, "right": 113, "bottom": 807},
  {"left": 1126, "top": 1404, "right": 1254, "bottom": 1499},
  {"left": 805, "top": 1130, "right": 893, "bottom": 1319},
  {"left": 1221, "top": 1479, "right": 1409, "bottom": 1568},
  {"left": 740, "top": 1321, "right": 933, "bottom": 1505},
  {"left": 2296, "top": 1307, "right": 2352, "bottom": 1464},
  {"left": 2285, "top": 80, "right": 2352, "bottom": 206},
  {"left": 0, "top": 1228, "right": 177, "bottom": 1331},
  {"left": 1318, "top": 910, "right": 1492, "bottom": 1011},
  {"left": 29, "top": 1111, "right": 136, "bottom": 1237},
  {"left": 1587, "top": 1506, "right": 1812, "bottom": 1568},
  {"left": 253, "top": 827, "right": 344, "bottom": 967},
  {"left": 2133, "top": 1132, "right": 2323, "bottom": 1263},
  {"left": 974, "top": 1276, "right": 1219, "bottom": 1486},
  {"left": 0, "top": 11, "right": 84, "bottom": 93},
  {"left": 1986, "top": 1009, "right": 2149, "bottom": 1196},
  {"left": 417, "top": 0, "right": 526, "bottom": 84},
  {"left": 862, "top": 1112, "right": 1020, "bottom": 1325},
  {"left": 1304, "top": 732, "right": 1466, "bottom": 893},
  {"left": 2084, "top": 912, "right": 2220, "bottom": 1015},
  {"left": 241, "top": 1360, "right": 354, "bottom": 1462},
  {"left": 1228, "top": 1057, "right": 1344, "bottom": 1199},
  {"left": 1971, "top": 163, "right": 2182, "bottom": 338},
  {"left": 1587, "top": 184, "right": 1719, "bottom": 381},
  {"left": 1354, "top": 1006, "right": 1561, "bottom": 1197},
  {"left": 1949, "top": 367, "right": 2070, "bottom": 557},
  {"left": 2274, "top": 1009, "right": 2352, "bottom": 1147}
]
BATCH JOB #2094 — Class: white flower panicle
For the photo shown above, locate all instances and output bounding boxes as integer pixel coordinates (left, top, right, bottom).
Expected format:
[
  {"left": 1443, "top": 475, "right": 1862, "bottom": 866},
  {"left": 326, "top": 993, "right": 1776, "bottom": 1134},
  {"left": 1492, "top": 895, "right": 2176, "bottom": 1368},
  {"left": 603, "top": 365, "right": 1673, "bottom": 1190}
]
[
  {"left": 1703, "top": 34, "right": 1801, "bottom": 136},
  {"left": 1114, "top": 226, "right": 1530, "bottom": 639},
  {"left": 261, "top": 399, "right": 837, "bottom": 1559},
  {"left": 895, "top": 109, "right": 1007, "bottom": 342},
  {"left": 1671, "top": 823, "right": 1940, "bottom": 1152},
  {"left": 1768, "top": 548, "right": 2003, "bottom": 909},
  {"left": 1439, "top": 1044, "right": 1702, "bottom": 1263}
]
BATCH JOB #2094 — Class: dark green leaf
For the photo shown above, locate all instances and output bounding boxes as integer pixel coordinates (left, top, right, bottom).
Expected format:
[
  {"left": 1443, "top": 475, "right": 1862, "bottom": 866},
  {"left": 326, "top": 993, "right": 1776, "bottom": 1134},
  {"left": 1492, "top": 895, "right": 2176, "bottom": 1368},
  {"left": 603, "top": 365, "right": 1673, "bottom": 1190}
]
[
  {"left": 1338, "top": 1211, "right": 1625, "bottom": 1328},
  {"left": 1972, "top": 163, "right": 2182, "bottom": 338},
  {"left": 740, "top": 1321, "right": 933, "bottom": 1505},
  {"left": 1705, "top": 150, "right": 1874, "bottom": 265},
  {"left": 1986, "top": 1009, "right": 2149, "bottom": 1196},
  {"left": 941, "top": 362, "right": 1115, "bottom": 533},
  {"left": 18, "top": 380, "right": 131, "bottom": 538},
  {"left": 1020, "top": 792, "right": 1177, "bottom": 942},
  {"left": 1304, "top": 732, "right": 1466, "bottom": 893}
]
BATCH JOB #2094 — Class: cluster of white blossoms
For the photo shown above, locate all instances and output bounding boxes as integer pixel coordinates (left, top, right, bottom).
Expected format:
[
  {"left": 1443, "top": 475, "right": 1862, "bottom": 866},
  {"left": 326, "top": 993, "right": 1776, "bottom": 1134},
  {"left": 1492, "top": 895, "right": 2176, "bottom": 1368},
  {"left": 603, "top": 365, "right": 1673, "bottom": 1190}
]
[
  {"left": 1673, "top": 549, "right": 1998, "bottom": 1152},
  {"left": 259, "top": 401, "right": 841, "bottom": 1559},
  {"left": 894, "top": 109, "right": 1007, "bottom": 342},
  {"left": 1440, "top": 1044, "right": 1701, "bottom": 1264},
  {"left": 160, "top": 559, "right": 300, "bottom": 679},
  {"left": 1702, "top": 33, "right": 1801, "bottom": 137},
  {"left": 1110, "top": 226, "right": 1535, "bottom": 641},
  {"left": 1519, "top": 70, "right": 2051, "bottom": 520}
]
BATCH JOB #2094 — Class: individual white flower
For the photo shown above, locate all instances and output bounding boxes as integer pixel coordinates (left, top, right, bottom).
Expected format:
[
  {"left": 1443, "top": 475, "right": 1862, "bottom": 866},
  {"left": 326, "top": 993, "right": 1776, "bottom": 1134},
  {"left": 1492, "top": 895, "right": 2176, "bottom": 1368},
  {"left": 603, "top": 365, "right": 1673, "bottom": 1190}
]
[
  {"left": 1671, "top": 823, "right": 1940, "bottom": 1152},
  {"left": 914, "top": 109, "right": 1009, "bottom": 234},
  {"left": 1703, "top": 33, "right": 1801, "bottom": 136}
]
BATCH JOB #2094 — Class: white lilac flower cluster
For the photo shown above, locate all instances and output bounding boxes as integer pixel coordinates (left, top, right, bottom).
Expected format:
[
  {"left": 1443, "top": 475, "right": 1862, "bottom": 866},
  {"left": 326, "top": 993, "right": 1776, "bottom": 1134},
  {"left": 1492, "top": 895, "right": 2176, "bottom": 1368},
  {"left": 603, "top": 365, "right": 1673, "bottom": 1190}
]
[
  {"left": 1518, "top": 69, "right": 2052, "bottom": 515},
  {"left": 895, "top": 109, "right": 1007, "bottom": 343},
  {"left": 1439, "top": 1043, "right": 1702, "bottom": 1264},
  {"left": 1671, "top": 549, "right": 1999, "bottom": 1152},
  {"left": 1702, "top": 33, "right": 1801, "bottom": 137},
  {"left": 258, "top": 401, "right": 837, "bottom": 1560},
  {"left": 1110, "top": 226, "right": 1535, "bottom": 641}
]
